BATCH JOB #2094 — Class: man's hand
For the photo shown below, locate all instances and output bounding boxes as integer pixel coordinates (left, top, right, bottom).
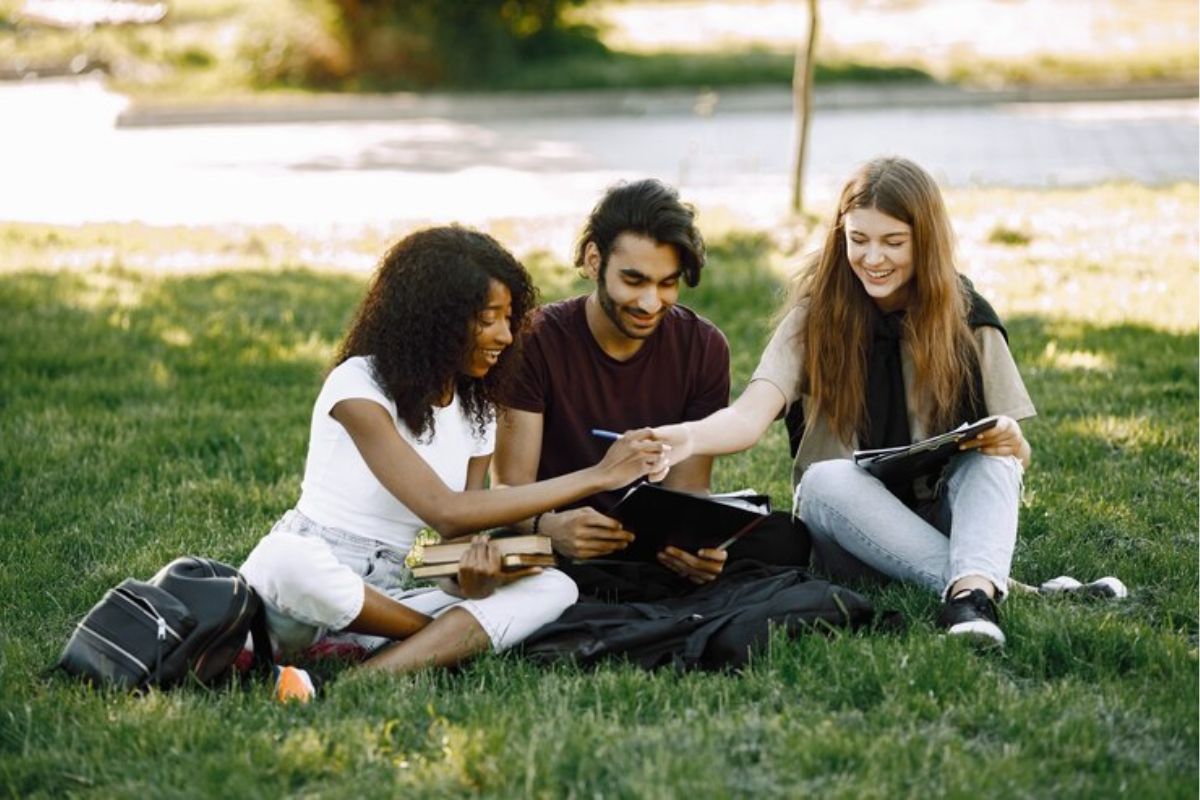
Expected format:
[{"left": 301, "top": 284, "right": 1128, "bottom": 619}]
[
  {"left": 657, "top": 546, "right": 727, "bottom": 585},
  {"left": 543, "top": 507, "right": 635, "bottom": 560},
  {"left": 455, "top": 535, "right": 542, "bottom": 599}
]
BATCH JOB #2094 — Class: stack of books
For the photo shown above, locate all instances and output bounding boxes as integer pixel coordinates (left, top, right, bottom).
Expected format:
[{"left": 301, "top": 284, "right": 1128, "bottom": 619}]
[{"left": 409, "top": 535, "right": 556, "bottom": 579}]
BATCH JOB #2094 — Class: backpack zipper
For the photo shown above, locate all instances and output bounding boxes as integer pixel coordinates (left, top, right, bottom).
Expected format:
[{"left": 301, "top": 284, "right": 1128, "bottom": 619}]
[{"left": 112, "top": 588, "right": 184, "bottom": 643}]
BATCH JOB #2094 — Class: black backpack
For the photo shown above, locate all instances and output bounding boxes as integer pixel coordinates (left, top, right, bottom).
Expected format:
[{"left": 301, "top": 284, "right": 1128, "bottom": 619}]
[{"left": 57, "top": 556, "right": 274, "bottom": 690}]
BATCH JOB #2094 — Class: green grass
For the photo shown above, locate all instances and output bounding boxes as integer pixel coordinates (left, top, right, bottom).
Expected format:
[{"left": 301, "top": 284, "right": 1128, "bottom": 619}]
[
  {"left": 403, "top": 50, "right": 932, "bottom": 94},
  {"left": 1, "top": 193, "right": 1197, "bottom": 796}
]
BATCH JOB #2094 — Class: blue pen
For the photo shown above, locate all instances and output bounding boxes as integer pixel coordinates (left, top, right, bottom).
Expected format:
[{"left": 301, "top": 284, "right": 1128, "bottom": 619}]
[{"left": 590, "top": 428, "right": 621, "bottom": 441}]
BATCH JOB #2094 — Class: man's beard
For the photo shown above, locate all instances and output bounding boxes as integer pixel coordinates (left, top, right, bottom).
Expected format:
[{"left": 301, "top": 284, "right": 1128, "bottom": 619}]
[{"left": 597, "top": 276, "right": 658, "bottom": 340}]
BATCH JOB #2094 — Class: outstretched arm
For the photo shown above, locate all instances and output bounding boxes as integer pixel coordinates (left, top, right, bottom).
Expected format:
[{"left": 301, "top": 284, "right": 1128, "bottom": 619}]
[
  {"left": 333, "top": 399, "right": 664, "bottom": 538},
  {"left": 653, "top": 380, "right": 788, "bottom": 470},
  {"left": 650, "top": 436, "right": 725, "bottom": 583},
  {"left": 492, "top": 407, "right": 637, "bottom": 559},
  {"left": 649, "top": 382, "right": 786, "bottom": 583}
]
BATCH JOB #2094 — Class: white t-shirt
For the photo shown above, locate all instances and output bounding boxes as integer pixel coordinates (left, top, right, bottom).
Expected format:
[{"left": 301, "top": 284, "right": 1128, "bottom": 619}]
[{"left": 295, "top": 356, "right": 496, "bottom": 553}]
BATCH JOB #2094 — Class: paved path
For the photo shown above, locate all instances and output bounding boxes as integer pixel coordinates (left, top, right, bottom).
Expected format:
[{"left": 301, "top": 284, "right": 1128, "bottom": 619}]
[{"left": 1, "top": 78, "right": 1195, "bottom": 231}]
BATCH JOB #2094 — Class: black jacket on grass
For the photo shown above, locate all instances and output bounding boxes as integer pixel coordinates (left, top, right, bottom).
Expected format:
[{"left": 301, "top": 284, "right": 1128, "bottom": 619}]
[{"left": 520, "top": 561, "right": 880, "bottom": 672}]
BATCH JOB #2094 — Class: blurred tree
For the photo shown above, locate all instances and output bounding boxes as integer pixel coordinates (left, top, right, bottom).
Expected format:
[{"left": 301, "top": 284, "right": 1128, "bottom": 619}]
[
  {"left": 791, "top": 0, "right": 819, "bottom": 214},
  {"left": 331, "top": 0, "right": 594, "bottom": 88}
]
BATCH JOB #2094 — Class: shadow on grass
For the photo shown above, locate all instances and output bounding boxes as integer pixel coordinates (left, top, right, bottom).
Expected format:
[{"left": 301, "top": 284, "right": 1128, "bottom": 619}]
[
  {"left": 1, "top": 265, "right": 1195, "bottom": 668},
  {"left": 0, "top": 269, "right": 367, "bottom": 614},
  {"left": 1003, "top": 316, "right": 1198, "bottom": 605},
  {"left": 0, "top": 264, "right": 1195, "bottom": 797}
]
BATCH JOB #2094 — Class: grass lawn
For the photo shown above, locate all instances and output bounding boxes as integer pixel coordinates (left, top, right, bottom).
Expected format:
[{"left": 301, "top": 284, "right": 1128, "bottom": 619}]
[{"left": 0, "top": 184, "right": 1196, "bottom": 797}]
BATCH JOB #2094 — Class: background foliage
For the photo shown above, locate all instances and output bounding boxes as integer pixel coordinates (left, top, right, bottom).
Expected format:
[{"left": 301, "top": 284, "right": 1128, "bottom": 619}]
[{"left": 1, "top": 0, "right": 1192, "bottom": 95}]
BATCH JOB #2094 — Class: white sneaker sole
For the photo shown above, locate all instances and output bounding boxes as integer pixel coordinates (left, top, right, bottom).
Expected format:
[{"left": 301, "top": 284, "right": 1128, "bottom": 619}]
[
  {"left": 1040, "top": 575, "right": 1128, "bottom": 599},
  {"left": 947, "top": 619, "right": 1006, "bottom": 647}
]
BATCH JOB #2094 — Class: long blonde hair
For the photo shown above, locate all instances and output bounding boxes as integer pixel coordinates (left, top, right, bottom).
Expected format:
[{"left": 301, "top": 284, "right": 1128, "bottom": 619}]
[{"left": 794, "top": 157, "right": 979, "bottom": 442}]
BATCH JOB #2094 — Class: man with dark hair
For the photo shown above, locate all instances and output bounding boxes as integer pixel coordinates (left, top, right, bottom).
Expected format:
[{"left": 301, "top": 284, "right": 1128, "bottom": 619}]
[{"left": 494, "top": 179, "right": 807, "bottom": 594}]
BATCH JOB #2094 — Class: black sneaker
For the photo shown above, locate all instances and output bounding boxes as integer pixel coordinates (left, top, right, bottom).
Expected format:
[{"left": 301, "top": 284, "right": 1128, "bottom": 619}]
[{"left": 937, "top": 588, "right": 1005, "bottom": 647}]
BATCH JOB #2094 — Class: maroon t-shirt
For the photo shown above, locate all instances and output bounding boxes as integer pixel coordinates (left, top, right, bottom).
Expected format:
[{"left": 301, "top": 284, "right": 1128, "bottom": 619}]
[{"left": 505, "top": 295, "right": 731, "bottom": 513}]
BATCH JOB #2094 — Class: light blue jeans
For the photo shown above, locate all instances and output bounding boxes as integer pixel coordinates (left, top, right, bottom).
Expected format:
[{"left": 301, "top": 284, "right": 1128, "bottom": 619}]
[{"left": 795, "top": 451, "right": 1023, "bottom": 600}]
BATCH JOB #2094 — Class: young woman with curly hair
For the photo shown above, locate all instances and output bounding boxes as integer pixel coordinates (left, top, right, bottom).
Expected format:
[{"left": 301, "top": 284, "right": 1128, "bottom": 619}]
[
  {"left": 651, "top": 158, "right": 1036, "bottom": 646},
  {"left": 241, "top": 227, "right": 665, "bottom": 694}
]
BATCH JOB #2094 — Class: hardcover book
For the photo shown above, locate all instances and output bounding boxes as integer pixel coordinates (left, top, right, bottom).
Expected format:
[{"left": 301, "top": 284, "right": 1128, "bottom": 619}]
[{"left": 409, "top": 535, "right": 554, "bottom": 579}]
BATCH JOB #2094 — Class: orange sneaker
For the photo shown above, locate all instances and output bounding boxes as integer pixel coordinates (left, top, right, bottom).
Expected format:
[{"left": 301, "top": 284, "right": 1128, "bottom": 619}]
[{"left": 273, "top": 665, "right": 315, "bottom": 704}]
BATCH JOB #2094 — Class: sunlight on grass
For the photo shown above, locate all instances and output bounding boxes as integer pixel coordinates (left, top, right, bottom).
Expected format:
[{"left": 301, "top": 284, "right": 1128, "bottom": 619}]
[
  {"left": 0, "top": 222, "right": 382, "bottom": 276},
  {"left": 267, "top": 333, "right": 337, "bottom": 365},
  {"left": 148, "top": 358, "right": 172, "bottom": 388},
  {"left": 948, "top": 183, "right": 1198, "bottom": 332},
  {"left": 65, "top": 269, "right": 148, "bottom": 312},
  {"left": 5, "top": 184, "right": 1195, "bottom": 333},
  {"left": 158, "top": 327, "right": 193, "bottom": 347},
  {"left": 583, "top": 0, "right": 1198, "bottom": 86},
  {"left": 0, "top": 181, "right": 1195, "bottom": 797},
  {"left": 121, "top": 690, "right": 192, "bottom": 721},
  {"left": 1063, "top": 415, "right": 1170, "bottom": 453},
  {"left": 1036, "top": 341, "right": 1114, "bottom": 373},
  {"left": 275, "top": 726, "right": 349, "bottom": 775}
]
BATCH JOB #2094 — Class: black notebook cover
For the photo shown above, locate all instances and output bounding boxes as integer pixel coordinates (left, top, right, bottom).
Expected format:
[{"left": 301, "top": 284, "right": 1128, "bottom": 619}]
[
  {"left": 605, "top": 484, "right": 771, "bottom": 562},
  {"left": 852, "top": 416, "right": 999, "bottom": 486}
]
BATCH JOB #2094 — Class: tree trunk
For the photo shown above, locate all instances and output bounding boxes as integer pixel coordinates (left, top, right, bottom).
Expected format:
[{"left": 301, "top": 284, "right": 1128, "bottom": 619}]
[{"left": 790, "top": 0, "right": 820, "bottom": 214}]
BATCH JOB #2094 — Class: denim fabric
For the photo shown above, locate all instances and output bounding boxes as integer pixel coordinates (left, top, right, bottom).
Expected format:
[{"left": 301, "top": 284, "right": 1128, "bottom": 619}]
[{"left": 795, "top": 451, "right": 1023, "bottom": 600}]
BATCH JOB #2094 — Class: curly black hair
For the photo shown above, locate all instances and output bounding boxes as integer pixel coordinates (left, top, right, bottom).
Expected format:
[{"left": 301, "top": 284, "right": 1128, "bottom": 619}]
[{"left": 334, "top": 226, "right": 537, "bottom": 440}]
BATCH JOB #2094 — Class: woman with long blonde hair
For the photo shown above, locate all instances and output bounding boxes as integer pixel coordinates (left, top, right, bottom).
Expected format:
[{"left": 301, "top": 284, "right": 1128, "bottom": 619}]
[{"left": 652, "top": 157, "right": 1035, "bottom": 645}]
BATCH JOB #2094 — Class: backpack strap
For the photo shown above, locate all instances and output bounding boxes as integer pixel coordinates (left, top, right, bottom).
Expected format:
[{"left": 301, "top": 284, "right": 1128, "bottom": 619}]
[{"left": 248, "top": 596, "right": 275, "bottom": 673}]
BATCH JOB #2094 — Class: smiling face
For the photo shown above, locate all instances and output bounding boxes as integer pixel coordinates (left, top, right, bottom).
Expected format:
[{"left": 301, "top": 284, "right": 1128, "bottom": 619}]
[
  {"left": 588, "top": 232, "right": 682, "bottom": 346},
  {"left": 844, "top": 206, "right": 915, "bottom": 312},
  {"left": 462, "top": 279, "right": 514, "bottom": 379}
]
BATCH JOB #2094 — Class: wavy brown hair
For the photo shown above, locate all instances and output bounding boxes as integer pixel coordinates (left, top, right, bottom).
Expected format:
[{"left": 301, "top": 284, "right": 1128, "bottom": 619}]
[
  {"left": 793, "top": 157, "right": 979, "bottom": 442},
  {"left": 334, "top": 226, "right": 537, "bottom": 440}
]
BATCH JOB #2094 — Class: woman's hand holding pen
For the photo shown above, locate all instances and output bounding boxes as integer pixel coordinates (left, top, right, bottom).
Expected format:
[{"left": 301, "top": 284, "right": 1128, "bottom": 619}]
[{"left": 593, "top": 428, "right": 670, "bottom": 488}]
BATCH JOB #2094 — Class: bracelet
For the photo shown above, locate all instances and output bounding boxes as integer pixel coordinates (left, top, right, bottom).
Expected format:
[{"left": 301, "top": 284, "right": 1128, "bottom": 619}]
[{"left": 532, "top": 512, "right": 545, "bottom": 536}]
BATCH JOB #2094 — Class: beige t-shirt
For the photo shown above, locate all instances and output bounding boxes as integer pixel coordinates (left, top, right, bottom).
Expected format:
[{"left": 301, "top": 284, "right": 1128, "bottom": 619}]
[{"left": 750, "top": 302, "right": 1037, "bottom": 488}]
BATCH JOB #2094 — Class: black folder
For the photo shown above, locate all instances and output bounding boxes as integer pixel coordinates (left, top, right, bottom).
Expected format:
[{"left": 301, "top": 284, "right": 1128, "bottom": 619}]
[
  {"left": 606, "top": 484, "right": 771, "bottom": 561},
  {"left": 852, "top": 416, "right": 999, "bottom": 486}
]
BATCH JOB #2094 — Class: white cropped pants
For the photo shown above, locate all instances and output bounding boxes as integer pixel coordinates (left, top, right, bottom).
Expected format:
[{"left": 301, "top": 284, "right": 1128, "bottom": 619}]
[{"left": 240, "top": 509, "right": 578, "bottom": 654}]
